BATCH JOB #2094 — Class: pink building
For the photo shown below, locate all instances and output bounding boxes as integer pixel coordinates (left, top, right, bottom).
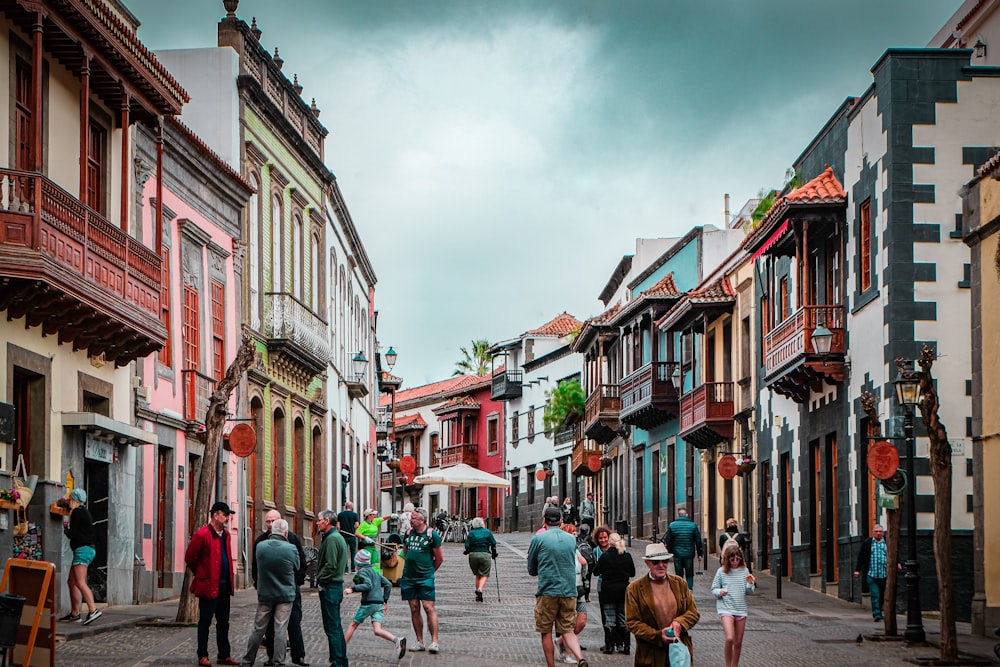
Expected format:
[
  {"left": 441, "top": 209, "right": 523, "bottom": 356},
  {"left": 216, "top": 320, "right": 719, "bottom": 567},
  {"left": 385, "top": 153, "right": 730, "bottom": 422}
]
[{"left": 134, "top": 118, "right": 253, "bottom": 599}]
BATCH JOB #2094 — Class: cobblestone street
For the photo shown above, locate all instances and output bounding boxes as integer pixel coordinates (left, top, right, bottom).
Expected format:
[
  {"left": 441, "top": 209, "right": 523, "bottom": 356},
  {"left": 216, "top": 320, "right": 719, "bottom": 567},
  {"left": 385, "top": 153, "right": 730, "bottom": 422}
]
[{"left": 57, "top": 533, "right": 995, "bottom": 666}]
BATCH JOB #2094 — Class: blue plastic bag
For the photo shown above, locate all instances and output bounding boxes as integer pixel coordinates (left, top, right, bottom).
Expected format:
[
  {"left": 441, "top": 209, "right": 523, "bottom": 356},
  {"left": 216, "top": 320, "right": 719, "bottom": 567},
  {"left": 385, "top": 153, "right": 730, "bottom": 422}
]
[{"left": 665, "top": 629, "right": 691, "bottom": 667}]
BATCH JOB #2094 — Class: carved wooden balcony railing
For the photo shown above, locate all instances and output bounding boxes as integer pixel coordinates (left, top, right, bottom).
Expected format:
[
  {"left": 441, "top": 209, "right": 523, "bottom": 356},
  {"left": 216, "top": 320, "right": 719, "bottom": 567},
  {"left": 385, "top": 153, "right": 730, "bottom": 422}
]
[
  {"left": 571, "top": 440, "right": 604, "bottom": 476},
  {"left": 491, "top": 369, "right": 522, "bottom": 401},
  {"left": 583, "top": 384, "right": 621, "bottom": 444},
  {"left": 763, "top": 304, "right": 846, "bottom": 402},
  {"left": 0, "top": 169, "right": 164, "bottom": 365},
  {"left": 619, "top": 361, "right": 680, "bottom": 430},
  {"left": 381, "top": 467, "right": 425, "bottom": 491},
  {"left": 554, "top": 422, "right": 582, "bottom": 449},
  {"left": 262, "top": 292, "right": 330, "bottom": 376},
  {"left": 679, "top": 382, "right": 735, "bottom": 449},
  {"left": 182, "top": 369, "right": 215, "bottom": 423},
  {"left": 440, "top": 443, "right": 478, "bottom": 467}
]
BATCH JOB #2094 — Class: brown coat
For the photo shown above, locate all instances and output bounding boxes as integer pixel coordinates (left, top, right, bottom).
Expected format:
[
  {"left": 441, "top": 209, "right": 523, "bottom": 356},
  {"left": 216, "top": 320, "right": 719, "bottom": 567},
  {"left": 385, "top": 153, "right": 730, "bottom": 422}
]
[{"left": 625, "top": 573, "right": 699, "bottom": 667}]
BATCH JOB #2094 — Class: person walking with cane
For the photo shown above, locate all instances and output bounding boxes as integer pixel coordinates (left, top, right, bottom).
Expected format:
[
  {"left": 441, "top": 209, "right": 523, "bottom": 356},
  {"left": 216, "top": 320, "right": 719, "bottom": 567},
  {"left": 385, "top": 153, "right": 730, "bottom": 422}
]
[{"left": 463, "top": 517, "right": 497, "bottom": 602}]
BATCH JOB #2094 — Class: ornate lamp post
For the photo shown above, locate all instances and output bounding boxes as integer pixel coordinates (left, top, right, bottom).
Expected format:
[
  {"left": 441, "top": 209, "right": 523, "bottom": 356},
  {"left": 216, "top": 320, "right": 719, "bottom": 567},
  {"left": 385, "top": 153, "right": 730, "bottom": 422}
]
[
  {"left": 893, "top": 362, "right": 925, "bottom": 644},
  {"left": 383, "top": 348, "right": 399, "bottom": 512}
]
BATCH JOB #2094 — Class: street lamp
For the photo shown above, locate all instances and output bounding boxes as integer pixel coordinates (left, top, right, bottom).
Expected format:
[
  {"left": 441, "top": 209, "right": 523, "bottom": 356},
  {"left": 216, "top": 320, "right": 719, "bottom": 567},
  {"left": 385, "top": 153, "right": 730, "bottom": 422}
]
[
  {"left": 893, "top": 361, "right": 925, "bottom": 644},
  {"left": 382, "top": 347, "right": 400, "bottom": 512},
  {"left": 352, "top": 350, "right": 369, "bottom": 382}
]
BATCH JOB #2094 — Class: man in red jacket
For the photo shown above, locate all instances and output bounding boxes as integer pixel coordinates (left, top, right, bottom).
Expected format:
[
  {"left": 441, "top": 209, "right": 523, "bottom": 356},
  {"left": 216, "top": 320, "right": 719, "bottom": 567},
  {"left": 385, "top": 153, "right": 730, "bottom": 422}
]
[{"left": 186, "top": 501, "right": 240, "bottom": 666}]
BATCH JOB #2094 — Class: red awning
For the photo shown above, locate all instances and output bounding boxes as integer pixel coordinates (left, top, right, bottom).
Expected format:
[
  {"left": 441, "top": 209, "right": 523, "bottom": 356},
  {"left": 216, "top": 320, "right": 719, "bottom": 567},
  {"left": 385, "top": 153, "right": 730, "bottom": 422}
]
[{"left": 752, "top": 220, "right": 790, "bottom": 261}]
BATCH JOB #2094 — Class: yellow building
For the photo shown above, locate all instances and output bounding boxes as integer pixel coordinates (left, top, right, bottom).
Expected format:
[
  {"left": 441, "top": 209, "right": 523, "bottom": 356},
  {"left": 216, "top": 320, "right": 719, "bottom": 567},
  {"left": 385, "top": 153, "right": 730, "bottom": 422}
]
[{"left": 962, "top": 150, "right": 1000, "bottom": 635}]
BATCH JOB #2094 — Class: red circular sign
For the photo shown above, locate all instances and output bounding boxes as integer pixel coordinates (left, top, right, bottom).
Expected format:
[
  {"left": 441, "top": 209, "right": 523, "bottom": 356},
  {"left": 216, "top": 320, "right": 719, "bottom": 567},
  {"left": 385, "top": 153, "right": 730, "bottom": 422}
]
[
  {"left": 227, "top": 424, "right": 257, "bottom": 458},
  {"left": 536, "top": 468, "right": 548, "bottom": 482},
  {"left": 399, "top": 455, "right": 416, "bottom": 475},
  {"left": 587, "top": 455, "right": 603, "bottom": 473},
  {"left": 718, "top": 454, "right": 738, "bottom": 480},
  {"left": 868, "top": 440, "right": 900, "bottom": 480}
]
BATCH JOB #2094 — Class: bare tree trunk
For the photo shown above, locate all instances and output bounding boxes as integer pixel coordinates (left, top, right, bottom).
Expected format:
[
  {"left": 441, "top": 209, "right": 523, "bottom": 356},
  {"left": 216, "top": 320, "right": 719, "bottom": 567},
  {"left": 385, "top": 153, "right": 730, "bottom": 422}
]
[
  {"left": 175, "top": 335, "right": 256, "bottom": 623},
  {"left": 862, "top": 391, "right": 899, "bottom": 636},
  {"left": 913, "top": 346, "right": 956, "bottom": 660}
]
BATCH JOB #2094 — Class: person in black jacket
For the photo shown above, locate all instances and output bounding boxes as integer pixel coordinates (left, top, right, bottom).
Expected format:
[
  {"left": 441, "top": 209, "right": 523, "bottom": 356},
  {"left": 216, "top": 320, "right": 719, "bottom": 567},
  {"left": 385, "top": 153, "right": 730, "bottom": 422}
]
[
  {"left": 253, "top": 509, "right": 309, "bottom": 666},
  {"left": 719, "top": 518, "right": 752, "bottom": 573},
  {"left": 60, "top": 488, "right": 102, "bottom": 625},
  {"left": 592, "top": 531, "right": 636, "bottom": 654}
]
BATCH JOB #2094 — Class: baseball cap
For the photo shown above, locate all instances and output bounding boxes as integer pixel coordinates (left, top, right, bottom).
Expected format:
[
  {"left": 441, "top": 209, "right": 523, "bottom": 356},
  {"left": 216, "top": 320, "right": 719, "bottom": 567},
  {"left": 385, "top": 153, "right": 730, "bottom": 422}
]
[
  {"left": 210, "top": 501, "right": 235, "bottom": 516},
  {"left": 543, "top": 507, "right": 562, "bottom": 526}
]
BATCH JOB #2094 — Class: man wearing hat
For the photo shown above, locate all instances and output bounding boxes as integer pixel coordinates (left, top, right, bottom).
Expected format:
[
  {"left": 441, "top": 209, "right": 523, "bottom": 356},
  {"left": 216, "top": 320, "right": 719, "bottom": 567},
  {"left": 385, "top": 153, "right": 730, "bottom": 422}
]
[
  {"left": 527, "top": 506, "right": 588, "bottom": 667},
  {"left": 625, "top": 543, "right": 700, "bottom": 667},
  {"left": 185, "top": 501, "right": 240, "bottom": 666}
]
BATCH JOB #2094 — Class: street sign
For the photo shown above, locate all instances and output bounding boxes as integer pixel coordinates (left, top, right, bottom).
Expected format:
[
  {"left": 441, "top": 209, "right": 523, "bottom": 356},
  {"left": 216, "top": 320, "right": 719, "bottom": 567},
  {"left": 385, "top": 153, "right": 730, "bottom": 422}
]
[
  {"left": 718, "top": 454, "right": 738, "bottom": 480},
  {"left": 227, "top": 423, "right": 257, "bottom": 458},
  {"left": 868, "top": 440, "right": 899, "bottom": 480}
]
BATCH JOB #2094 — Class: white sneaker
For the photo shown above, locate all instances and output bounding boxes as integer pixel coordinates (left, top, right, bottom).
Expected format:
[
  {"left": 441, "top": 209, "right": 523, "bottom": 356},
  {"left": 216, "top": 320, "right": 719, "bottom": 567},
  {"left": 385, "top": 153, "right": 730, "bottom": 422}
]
[
  {"left": 409, "top": 642, "right": 425, "bottom": 652},
  {"left": 563, "top": 654, "right": 577, "bottom": 663},
  {"left": 428, "top": 642, "right": 440, "bottom": 654}
]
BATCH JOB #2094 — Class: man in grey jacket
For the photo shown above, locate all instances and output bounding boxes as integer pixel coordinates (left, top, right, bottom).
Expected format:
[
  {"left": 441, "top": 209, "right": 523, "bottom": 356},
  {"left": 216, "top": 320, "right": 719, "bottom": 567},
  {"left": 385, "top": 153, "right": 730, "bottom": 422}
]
[{"left": 240, "top": 519, "right": 299, "bottom": 667}]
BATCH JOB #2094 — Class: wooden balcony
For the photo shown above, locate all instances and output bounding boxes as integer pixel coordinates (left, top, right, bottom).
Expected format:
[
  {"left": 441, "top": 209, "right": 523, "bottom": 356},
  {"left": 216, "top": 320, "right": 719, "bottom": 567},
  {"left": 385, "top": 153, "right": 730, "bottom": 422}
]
[
  {"left": 619, "top": 362, "right": 680, "bottom": 430},
  {"left": 0, "top": 169, "right": 165, "bottom": 365},
  {"left": 679, "top": 382, "right": 735, "bottom": 449},
  {"left": 491, "top": 369, "right": 522, "bottom": 401},
  {"left": 763, "top": 304, "right": 846, "bottom": 402},
  {"left": 583, "top": 384, "right": 621, "bottom": 444},
  {"left": 440, "top": 443, "right": 478, "bottom": 467},
  {"left": 571, "top": 440, "right": 603, "bottom": 476},
  {"left": 182, "top": 369, "right": 215, "bottom": 425},
  {"left": 380, "top": 468, "right": 424, "bottom": 490},
  {"left": 554, "top": 422, "right": 582, "bottom": 448},
  {"left": 262, "top": 292, "right": 330, "bottom": 377},
  {"left": 375, "top": 407, "right": 392, "bottom": 437}
]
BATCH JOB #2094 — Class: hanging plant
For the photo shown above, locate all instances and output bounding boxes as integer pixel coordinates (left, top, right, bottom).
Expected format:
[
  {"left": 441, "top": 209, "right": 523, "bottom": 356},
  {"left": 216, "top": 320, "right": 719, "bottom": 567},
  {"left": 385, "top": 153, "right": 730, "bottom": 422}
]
[{"left": 543, "top": 379, "right": 586, "bottom": 436}]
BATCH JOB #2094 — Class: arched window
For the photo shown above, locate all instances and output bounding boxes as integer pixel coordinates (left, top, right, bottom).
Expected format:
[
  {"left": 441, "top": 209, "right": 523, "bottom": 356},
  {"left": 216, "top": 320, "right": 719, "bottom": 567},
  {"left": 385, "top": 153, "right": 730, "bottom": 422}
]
[
  {"left": 271, "top": 194, "right": 282, "bottom": 292},
  {"left": 248, "top": 173, "right": 260, "bottom": 329},
  {"left": 311, "top": 232, "right": 320, "bottom": 311},
  {"left": 329, "top": 249, "right": 337, "bottom": 353},
  {"left": 292, "top": 214, "right": 303, "bottom": 299},
  {"left": 272, "top": 407, "right": 285, "bottom": 505}
]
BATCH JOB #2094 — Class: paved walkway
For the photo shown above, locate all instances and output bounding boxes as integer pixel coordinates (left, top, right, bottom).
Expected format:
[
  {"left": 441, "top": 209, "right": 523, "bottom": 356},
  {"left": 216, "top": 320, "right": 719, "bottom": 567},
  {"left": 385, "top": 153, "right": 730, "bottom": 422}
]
[{"left": 55, "top": 533, "right": 997, "bottom": 666}]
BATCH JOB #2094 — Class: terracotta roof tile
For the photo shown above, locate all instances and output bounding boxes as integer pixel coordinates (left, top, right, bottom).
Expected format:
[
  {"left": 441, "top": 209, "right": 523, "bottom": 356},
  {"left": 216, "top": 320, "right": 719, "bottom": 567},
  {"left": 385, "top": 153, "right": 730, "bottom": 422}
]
[
  {"left": 572, "top": 304, "right": 621, "bottom": 352},
  {"left": 979, "top": 149, "right": 1000, "bottom": 178},
  {"left": 639, "top": 272, "right": 683, "bottom": 298},
  {"left": 527, "top": 312, "right": 583, "bottom": 337},
  {"left": 744, "top": 166, "right": 847, "bottom": 251},
  {"left": 687, "top": 276, "right": 737, "bottom": 304},
  {"left": 432, "top": 395, "right": 482, "bottom": 415},
  {"left": 394, "top": 414, "right": 427, "bottom": 431},
  {"left": 657, "top": 277, "right": 736, "bottom": 331}
]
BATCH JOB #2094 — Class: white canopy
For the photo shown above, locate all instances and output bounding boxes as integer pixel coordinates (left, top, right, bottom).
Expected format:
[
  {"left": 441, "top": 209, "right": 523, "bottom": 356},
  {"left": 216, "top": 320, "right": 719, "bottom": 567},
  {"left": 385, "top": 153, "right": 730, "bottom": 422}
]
[{"left": 413, "top": 463, "right": 511, "bottom": 489}]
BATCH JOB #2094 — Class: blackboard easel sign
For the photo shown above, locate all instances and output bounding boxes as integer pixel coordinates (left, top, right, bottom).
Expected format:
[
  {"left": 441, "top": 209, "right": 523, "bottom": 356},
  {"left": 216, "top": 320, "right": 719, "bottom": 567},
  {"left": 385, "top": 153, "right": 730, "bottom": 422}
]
[{"left": 0, "top": 559, "right": 55, "bottom": 667}]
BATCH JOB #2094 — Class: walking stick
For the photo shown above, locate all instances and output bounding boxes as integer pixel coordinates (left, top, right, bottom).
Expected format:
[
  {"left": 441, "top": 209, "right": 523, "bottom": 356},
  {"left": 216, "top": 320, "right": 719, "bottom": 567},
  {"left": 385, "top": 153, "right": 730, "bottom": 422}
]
[{"left": 494, "top": 553, "right": 502, "bottom": 602}]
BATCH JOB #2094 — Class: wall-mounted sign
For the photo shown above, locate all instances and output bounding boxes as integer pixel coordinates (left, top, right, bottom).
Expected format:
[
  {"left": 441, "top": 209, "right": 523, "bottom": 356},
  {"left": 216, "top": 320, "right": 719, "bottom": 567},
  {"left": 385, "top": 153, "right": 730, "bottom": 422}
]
[
  {"left": 85, "top": 436, "right": 113, "bottom": 463},
  {"left": 718, "top": 454, "right": 738, "bottom": 480}
]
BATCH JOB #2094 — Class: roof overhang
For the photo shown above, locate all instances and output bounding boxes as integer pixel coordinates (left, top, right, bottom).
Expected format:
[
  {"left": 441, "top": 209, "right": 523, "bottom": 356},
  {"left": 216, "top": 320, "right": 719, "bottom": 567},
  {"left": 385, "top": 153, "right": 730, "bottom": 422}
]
[{"left": 61, "top": 411, "right": 158, "bottom": 446}]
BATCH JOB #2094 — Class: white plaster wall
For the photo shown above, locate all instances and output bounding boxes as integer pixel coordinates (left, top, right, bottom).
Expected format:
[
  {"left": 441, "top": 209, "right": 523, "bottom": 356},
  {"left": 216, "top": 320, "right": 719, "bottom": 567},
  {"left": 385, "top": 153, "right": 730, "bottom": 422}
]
[
  {"left": 154, "top": 48, "right": 241, "bottom": 169},
  {"left": 702, "top": 228, "right": 745, "bottom": 275},
  {"left": 0, "top": 321, "right": 133, "bottom": 481}
]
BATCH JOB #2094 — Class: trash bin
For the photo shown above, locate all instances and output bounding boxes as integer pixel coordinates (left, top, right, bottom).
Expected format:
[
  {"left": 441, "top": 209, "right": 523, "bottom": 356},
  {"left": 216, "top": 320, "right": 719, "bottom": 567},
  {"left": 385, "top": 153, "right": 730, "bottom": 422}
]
[
  {"left": 0, "top": 593, "right": 25, "bottom": 649},
  {"left": 387, "top": 514, "right": 400, "bottom": 535}
]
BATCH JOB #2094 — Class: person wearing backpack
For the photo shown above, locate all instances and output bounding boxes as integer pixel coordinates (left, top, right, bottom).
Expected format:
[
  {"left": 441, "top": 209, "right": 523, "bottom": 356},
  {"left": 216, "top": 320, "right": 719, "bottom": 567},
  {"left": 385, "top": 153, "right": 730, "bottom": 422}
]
[
  {"left": 400, "top": 508, "right": 444, "bottom": 654},
  {"left": 718, "top": 518, "right": 751, "bottom": 574}
]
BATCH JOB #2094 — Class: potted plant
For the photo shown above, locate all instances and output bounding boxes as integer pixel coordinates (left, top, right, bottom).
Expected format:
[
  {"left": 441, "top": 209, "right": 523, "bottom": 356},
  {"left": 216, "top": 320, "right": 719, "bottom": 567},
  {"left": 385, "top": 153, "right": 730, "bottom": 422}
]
[
  {"left": 543, "top": 379, "right": 586, "bottom": 436},
  {"left": 0, "top": 488, "right": 20, "bottom": 510},
  {"left": 50, "top": 497, "right": 72, "bottom": 516}
]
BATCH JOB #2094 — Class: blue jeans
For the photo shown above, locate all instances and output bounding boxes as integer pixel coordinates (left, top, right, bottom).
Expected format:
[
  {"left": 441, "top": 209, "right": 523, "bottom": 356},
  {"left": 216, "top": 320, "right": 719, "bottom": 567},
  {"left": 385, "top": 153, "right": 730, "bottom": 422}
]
[
  {"left": 674, "top": 556, "right": 696, "bottom": 589},
  {"left": 867, "top": 576, "right": 886, "bottom": 620},
  {"left": 319, "top": 583, "right": 348, "bottom": 666}
]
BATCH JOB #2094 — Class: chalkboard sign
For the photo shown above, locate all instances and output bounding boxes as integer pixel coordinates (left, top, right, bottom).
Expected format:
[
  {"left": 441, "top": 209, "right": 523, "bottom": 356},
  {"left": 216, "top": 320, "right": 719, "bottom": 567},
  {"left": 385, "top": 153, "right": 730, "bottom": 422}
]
[{"left": 0, "top": 559, "right": 55, "bottom": 667}]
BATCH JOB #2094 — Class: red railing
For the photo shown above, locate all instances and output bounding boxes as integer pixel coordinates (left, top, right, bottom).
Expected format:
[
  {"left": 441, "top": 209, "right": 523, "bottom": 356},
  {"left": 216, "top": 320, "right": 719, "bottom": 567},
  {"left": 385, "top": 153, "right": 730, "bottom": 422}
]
[
  {"left": 440, "top": 443, "right": 478, "bottom": 467},
  {"left": 0, "top": 169, "right": 161, "bottom": 318},
  {"left": 619, "top": 361, "right": 679, "bottom": 412},
  {"left": 763, "top": 304, "right": 845, "bottom": 377},
  {"left": 680, "top": 382, "right": 735, "bottom": 432},
  {"left": 182, "top": 369, "right": 215, "bottom": 424}
]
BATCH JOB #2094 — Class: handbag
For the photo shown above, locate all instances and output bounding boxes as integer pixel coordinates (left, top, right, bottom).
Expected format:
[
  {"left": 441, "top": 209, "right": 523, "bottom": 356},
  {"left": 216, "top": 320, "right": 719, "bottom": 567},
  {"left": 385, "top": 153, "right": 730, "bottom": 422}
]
[
  {"left": 12, "top": 454, "right": 37, "bottom": 508},
  {"left": 665, "top": 630, "right": 691, "bottom": 667},
  {"left": 13, "top": 506, "right": 28, "bottom": 536}
]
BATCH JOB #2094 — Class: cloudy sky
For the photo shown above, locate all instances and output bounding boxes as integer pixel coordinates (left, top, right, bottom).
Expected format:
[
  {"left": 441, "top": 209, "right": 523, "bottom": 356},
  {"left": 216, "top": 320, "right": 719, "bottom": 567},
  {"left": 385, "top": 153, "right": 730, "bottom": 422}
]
[{"left": 129, "top": 0, "right": 962, "bottom": 387}]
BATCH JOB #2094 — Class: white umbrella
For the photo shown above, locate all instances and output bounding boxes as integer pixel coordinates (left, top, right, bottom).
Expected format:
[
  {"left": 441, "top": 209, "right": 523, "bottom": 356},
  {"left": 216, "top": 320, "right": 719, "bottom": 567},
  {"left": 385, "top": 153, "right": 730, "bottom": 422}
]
[
  {"left": 413, "top": 463, "right": 511, "bottom": 489},
  {"left": 413, "top": 464, "right": 510, "bottom": 519}
]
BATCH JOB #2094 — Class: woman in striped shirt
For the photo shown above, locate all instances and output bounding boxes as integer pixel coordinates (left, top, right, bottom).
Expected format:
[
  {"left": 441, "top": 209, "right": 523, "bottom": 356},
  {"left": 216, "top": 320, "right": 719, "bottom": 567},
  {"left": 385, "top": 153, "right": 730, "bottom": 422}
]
[{"left": 711, "top": 541, "right": 755, "bottom": 667}]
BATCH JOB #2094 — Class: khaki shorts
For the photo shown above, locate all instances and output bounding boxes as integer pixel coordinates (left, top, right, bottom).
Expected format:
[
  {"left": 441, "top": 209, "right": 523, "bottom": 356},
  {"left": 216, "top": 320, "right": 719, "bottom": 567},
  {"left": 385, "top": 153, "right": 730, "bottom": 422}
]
[{"left": 534, "top": 595, "right": 576, "bottom": 635}]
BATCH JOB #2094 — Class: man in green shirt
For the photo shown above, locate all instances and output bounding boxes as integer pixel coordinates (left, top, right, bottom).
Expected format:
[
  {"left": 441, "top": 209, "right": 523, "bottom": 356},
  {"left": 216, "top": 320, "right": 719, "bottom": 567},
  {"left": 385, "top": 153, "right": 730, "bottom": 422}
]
[
  {"left": 400, "top": 507, "right": 444, "bottom": 654},
  {"left": 315, "top": 509, "right": 349, "bottom": 666}
]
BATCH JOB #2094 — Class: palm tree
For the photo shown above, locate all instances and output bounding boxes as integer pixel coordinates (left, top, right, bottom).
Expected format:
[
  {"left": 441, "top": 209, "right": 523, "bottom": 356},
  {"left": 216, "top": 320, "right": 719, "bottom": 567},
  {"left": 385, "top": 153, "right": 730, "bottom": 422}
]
[{"left": 453, "top": 338, "right": 491, "bottom": 376}]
